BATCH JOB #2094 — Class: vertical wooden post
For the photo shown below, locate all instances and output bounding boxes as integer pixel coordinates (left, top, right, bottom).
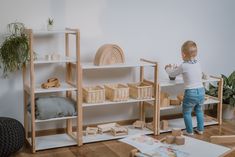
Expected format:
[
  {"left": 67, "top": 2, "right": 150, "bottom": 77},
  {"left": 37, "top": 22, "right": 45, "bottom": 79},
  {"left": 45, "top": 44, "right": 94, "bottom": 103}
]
[
  {"left": 65, "top": 32, "right": 73, "bottom": 134},
  {"left": 139, "top": 66, "right": 144, "bottom": 121},
  {"left": 22, "top": 63, "right": 28, "bottom": 139},
  {"left": 153, "top": 64, "right": 159, "bottom": 135},
  {"left": 28, "top": 29, "right": 36, "bottom": 153},
  {"left": 217, "top": 77, "right": 223, "bottom": 125},
  {"left": 75, "top": 30, "right": 83, "bottom": 146}
]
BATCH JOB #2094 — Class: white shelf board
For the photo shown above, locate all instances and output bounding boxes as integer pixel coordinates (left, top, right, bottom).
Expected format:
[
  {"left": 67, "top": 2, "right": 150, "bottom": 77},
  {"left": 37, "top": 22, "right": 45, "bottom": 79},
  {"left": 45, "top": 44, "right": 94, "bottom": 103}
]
[
  {"left": 81, "top": 61, "right": 155, "bottom": 70},
  {"left": 35, "top": 116, "right": 77, "bottom": 123},
  {"left": 160, "top": 77, "right": 220, "bottom": 87},
  {"left": 29, "top": 134, "right": 77, "bottom": 151},
  {"left": 160, "top": 116, "right": 218, "bottom": 133},
  {"left": 158, "top": 97, "right": 219, "bottom": 110},
  {"left": 33, "top": 29, "right": 76, "bottom": 36},
  {"left": 83, "top": 125, "right": 153, "bottom": 143},
  {"left": 34, "top": 57, "right": 76, "bottom": 64},
  {"left": 24, "top": 82, "right": 77, "bottom": 94},
  {"left": 83, "top": 98, "right": 155, "bottom": 107}
]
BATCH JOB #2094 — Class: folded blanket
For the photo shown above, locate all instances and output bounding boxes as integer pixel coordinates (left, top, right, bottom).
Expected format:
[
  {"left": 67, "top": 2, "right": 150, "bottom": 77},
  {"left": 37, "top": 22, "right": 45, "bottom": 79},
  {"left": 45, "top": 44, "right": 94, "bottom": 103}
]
[{"left": 28, "top": 96, "right": 77, "bottom": 120}]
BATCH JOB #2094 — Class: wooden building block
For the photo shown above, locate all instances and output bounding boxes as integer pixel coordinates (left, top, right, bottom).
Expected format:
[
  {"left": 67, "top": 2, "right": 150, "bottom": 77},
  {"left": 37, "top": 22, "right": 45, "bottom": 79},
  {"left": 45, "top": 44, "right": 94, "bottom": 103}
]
[
  {"left": 177, "top": 93, "right": 184, "bottom": 102},
  {"left": 97, "top": 123, "right": 119, "bottom": 134},
  {"left": 160, "top": 92, "right": 170, "bottom": 107},
  {"left": 170, "top": 99, "right": 181, "bottom": 106},
  {"left": 160, "top": 120, "right": 169, "bottom": 130},
  {"left": 111, "top": 126, "right": 128, "bottom": 136},
  {"left": 146, "top": 122, "right": 153, "bottom": 130},
  {"left": 172, "top": 128, "right": 182, "bottom": 136},
  {"left": 166, "top": 135, "right": 175, "bottom": 144},
  {"left": 133, "top": 120, "right": 145, "bottom": 129},
  {"left": 85, "top": 127, "right": 98, "bottom": 136},
  {"left": 175, "top": 136, "right": 185, "bottom": 145}
]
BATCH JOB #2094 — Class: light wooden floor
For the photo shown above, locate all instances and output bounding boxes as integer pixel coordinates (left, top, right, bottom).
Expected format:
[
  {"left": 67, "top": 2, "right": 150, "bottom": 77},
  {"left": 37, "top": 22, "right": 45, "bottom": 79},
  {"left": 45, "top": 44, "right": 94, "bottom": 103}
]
[{"left": 13, "top": 120, "right": 235, "bottom": 157}]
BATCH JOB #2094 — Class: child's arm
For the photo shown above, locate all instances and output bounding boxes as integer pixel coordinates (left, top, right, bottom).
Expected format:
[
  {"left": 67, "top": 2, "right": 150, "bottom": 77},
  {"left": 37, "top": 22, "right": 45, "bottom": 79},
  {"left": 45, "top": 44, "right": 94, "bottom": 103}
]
[{"left": 165, "top": 64, "right": 183, "bottom": 77}]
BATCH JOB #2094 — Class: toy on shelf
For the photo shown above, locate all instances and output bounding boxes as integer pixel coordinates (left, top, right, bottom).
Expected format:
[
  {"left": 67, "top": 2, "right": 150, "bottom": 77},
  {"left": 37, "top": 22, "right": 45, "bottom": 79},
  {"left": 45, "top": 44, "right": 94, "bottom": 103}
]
[
  {"left": 111, "top": 126, "right": 128, "bottom": 136},
  {"left": 97, "top": 123, "right": 119, "bottom": 134},
  {"left": 160, "top": 92, "right": 170, "bottom": 107},
  {"left": 160, "top": 120, "right": 169, "bottom": 130},
  {"left": 84, "top": 127, "right": 98, "bottom": 136},
  {"left": 94, "top": 44, "right": 125, "bottom": 66},
  {"left": 128, "top": 82, "right": 153, "bottom": 99},
  {"left": 177, "top": 93, "right": 184, "bottom": 102},
  {"left": 104, "top": 84, "right": 129, "bottom": 102},
  {"left": 44, "top": 53, "right": 61, "bottom": 61},
  {"left": 133, "top": 120, "right": 145, "bottom": 129},
  {"left": 202, "top": 72, "right": 209, "bottom": 80},
  {"left": 170, "top": 98, "right": 181, "bottom": 106},
  {"left": 165, "top": 64, "right": 178, "bottom": 80},
  {"left": 165, "top": 128, "right": 185, "bottom": 145},
  {"left": 83, "top": 86, "right": 105, "bottom": 104},
  {"left": 41, "top": 77, "right": 60, "bottom": 89},
  {"left": 146, "top": 122, "right": 153, "bottom": 130}
]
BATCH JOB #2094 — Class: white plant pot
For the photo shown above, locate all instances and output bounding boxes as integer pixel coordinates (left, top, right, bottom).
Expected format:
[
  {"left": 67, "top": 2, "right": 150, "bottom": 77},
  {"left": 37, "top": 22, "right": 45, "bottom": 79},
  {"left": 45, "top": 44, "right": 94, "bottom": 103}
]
[
  {"left": 222, "top": 104, "right": 235, "bottom": 120},
  {"left": 47, "top": 24, "right": 54, "bottom": 31}
]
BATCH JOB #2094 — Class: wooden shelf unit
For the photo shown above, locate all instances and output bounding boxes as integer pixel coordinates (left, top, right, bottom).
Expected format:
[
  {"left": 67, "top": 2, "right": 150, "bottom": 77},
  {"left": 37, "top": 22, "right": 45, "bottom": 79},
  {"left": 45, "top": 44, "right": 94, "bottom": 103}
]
[
  {"left": 22, "top": 28, "right": 83, "bottom": 153},
  {"left": 76, "top": 59, "right": 159, "bottom": 143},
  {"left": 156, "top": 75, "right": 223, "bottom": 134}
]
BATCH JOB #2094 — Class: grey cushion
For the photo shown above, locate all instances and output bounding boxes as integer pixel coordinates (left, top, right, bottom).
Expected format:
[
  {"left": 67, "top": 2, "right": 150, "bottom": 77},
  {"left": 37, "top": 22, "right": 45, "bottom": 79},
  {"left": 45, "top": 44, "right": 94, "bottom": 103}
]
[{"left": 28, "top": 96, "right": 77, "bottom": 120}]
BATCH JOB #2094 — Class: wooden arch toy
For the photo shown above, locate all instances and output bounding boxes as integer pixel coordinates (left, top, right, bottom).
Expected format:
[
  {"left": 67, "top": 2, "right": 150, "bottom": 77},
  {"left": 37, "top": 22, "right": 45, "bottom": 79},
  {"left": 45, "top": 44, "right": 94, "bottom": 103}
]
[{"left": 94, "top": 44, "right": 125, "bottom": 65}]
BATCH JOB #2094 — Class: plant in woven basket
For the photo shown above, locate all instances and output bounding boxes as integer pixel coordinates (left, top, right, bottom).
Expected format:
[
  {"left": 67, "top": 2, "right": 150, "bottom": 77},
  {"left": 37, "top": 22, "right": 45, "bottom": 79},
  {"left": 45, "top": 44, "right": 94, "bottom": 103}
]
[
  {"left": 206, "top": 71, "right": 235, "bottom": 107},
  {"left": 0, "top": 22, "right": 29, "bottom": 78}
]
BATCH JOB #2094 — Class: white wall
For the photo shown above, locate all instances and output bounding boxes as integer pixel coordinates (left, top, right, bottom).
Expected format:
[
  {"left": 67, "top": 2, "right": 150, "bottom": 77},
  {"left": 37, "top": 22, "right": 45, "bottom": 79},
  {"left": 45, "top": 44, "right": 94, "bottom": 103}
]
[{"left": 0, "top": 0, "right": 234, "bottom": 130}]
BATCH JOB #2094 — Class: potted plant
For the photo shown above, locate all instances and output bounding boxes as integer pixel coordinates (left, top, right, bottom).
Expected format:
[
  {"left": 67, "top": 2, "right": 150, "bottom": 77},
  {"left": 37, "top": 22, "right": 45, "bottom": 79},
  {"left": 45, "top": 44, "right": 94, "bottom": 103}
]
[
  {"left": 206, "top": 71, "right": 235, "bottom": 120},
  {"left": 47, "top": 18, "right": 54, "bottom": 31},
  {"left": 0, "top": 22, "right": 29, "bottom": 78}
]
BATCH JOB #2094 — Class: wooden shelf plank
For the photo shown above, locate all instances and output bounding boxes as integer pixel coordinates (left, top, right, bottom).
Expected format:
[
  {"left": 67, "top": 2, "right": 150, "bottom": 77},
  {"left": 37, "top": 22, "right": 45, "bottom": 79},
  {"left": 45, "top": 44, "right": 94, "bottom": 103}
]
[
  {"left": 160, "top": 116, "right": 218, "bottom": 133},
  {"left": 81, "top": 61, "right": 155, "bottom": 70},
  {"left": 35, "top": 116, "right": 77, "bottom": 123},
  {"left": 29, "top": 134, "right": 77, "bottom": 151},
  {"left": 24, "top": 82, "right": 77, "bottom": 94},
  {"left": 82, "top": 125, "right": 153, "bottom": 143},
  {"left": 83, "top": 98, "right": 155, "bottom": 107},
  {"left": 33, "top": 30, "right": 76, "bottom": 36},
  {"left": 34, "top": 57, "right": 76, "bottom": 64}
]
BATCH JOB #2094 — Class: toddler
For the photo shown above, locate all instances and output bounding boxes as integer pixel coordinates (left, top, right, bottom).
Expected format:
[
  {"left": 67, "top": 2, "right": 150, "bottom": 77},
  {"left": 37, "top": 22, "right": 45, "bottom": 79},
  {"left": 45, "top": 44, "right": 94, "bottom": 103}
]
[{"left": 165, "top": 40, "right": 205, "bottom": 135}]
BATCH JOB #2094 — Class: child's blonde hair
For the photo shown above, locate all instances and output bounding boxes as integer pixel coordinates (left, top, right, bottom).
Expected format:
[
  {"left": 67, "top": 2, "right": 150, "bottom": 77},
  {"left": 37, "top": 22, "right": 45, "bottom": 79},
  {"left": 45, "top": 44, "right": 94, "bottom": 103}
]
[{"left": 181, "top": 40, "right": 197, "bottom": 60}]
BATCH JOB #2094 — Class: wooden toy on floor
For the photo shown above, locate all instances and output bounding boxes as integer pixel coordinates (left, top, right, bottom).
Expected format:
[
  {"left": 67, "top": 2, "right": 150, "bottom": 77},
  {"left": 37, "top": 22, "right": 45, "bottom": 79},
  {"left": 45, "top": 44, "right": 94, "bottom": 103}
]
[
  {"left": 111, "top": 126, "right": 128, "bottom": 136},
  {"left": 97, "top": 123, "right": 119, "bottom": 134},
  {"left": 84, "top": 127, "right": 98, "bottom": 136},
  {"left": 94, "top": 44, "right": 125, "bottom": 65},
  {"left": 164, "top": 128, "right": 185, "bottom": 145},
  {"left": 41, "top": 77, "right": 60, "bottom": 89},
  {"left": 160, "top": 120, "right": 169, "bottom": 130},
  {"left": 133, "top": 120, "right": 145, "bottom": 129}
]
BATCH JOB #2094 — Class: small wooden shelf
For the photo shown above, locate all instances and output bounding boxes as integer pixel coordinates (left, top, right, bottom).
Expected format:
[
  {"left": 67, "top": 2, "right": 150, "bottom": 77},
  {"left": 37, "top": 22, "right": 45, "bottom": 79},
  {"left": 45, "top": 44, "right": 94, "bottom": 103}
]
[
  {"left": 160, "top": 116, "right": 218, "bottom": 133},
  {"left": 83, "top": 98, "right": 155, "bottom": 107},
  {"left": 35, "top": 116, "right": 77, "bottom": 123},
  {"left": 81, "top": 61, "right": 155, "bottom": 70},
  {"left": 28, "top": 134, "right": 77, "bottom": 151},
  {"left": 33, "top": 30, "right": 76, "bottom": 36},
  {"left": 160, "top": 77, "right": 220, "bottom": 87},
  {"left": 82, "top": 125, "right": 153, "bottom": 143},
  {"left": 34, "top": 57, "right": 76, "bottom": 64},
  {"left": 24, "top": 82, "right": 77, "bottom": 94},
  {"left": 160, "top": 96, "right": 219, "bottom": 110}
]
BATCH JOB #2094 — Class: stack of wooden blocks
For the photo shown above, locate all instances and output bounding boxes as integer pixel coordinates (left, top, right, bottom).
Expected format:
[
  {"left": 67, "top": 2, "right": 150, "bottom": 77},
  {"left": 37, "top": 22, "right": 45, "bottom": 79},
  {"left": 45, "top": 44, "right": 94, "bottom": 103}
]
[{"left": 165, "top": 128, "right": 185, "bottom": 145}]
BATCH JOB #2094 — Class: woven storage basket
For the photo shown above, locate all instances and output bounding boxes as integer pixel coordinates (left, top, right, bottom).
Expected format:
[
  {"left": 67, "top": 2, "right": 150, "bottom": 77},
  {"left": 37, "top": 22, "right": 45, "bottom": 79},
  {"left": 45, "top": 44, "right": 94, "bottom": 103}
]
[
  {"left": 128, "top": 82, "right": 153, "bottom": 99},
  {"left": 83, "top": 86, "right": 105, "bottom": 103},
  {"left": 104, "top": 84, "right": 129, "bottom": 102}
]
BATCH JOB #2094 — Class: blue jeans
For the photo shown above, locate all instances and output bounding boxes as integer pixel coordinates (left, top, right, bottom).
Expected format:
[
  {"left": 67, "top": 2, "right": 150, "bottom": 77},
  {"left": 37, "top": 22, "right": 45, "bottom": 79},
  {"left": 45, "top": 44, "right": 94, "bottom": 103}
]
[{"left": 183, "top": 87, "right": 205, "bottom": 133}]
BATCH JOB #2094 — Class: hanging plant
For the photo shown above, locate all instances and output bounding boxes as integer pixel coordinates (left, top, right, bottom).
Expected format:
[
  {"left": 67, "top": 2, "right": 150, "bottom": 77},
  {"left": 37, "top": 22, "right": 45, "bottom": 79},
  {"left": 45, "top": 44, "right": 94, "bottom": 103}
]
[{"left": 0, "top": 22, "right": 29, "bottom": 78}]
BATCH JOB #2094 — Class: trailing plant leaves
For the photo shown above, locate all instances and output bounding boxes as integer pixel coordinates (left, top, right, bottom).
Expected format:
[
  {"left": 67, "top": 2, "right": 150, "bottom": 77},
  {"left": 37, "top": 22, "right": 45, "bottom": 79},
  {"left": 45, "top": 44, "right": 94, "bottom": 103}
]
[{"left": 0, "top": 31, "right": 29, "bottom": 78}]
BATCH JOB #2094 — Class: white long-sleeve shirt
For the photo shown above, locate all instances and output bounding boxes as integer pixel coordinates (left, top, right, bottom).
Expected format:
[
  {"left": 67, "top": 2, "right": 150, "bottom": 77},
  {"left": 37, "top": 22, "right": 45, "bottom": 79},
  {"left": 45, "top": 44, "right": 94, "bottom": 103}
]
[{"left": 165, "top": 60, "right": 203, "bottom": 89}]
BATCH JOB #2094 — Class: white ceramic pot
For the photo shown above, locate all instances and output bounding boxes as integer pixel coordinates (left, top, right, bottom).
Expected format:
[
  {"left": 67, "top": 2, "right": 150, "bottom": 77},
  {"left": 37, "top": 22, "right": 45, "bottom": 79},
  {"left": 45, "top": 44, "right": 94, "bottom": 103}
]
[
  {"left": 222, "top": 104, "right": 235, "bottom": 120},
  {"left": 47, "top": 24, "right": 53, "bottom": 31}
]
